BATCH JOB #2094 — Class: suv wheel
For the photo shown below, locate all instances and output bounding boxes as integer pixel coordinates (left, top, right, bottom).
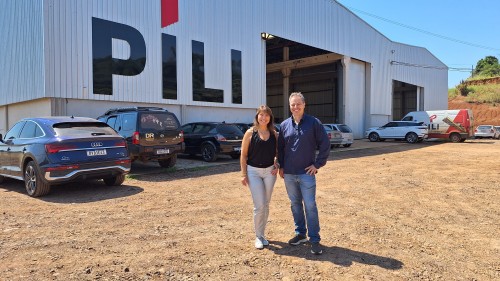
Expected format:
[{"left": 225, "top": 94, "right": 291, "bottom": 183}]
[
  {"left": 0, "top": 175, "right": 4, "bottom": 184},
  {"left": 201, "top": 144, "right": 217, "bottom": 162},
  {"left": 24, "top": 161, "right": 51, "bottom": 197},
  {"left": 159, "top": 155, "right": 177, "bottom": 168},
  {"left": 405, "top": 132, "right": 418, "bottom": 143},
  {"left": 449, "top": 133, "right": 461, "bottom": 143},
  {"left": 368, "top": 132, "right": 380, "bottom": 142},
  {"left": 103, "top": 174, "right": 126, "bottom": 186}
]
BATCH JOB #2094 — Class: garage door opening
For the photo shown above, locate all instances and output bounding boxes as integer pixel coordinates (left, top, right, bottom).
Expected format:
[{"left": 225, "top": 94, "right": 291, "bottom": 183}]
[
  {"left": 263, "top": 35, "right": 343, "bottom": 124},
  {"left": 392, "top": 80, "right": 418, "bottom": 120}
]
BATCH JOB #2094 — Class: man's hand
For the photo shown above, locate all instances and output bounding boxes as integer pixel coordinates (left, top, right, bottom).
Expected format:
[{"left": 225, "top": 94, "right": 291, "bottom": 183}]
[{"left": 305, "top": 165, "right": 318, "bottom": 175}]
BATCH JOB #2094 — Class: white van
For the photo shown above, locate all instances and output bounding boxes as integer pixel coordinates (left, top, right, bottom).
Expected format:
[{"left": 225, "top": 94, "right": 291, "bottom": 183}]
[{"left": 401, "top": 109, "right": 474, "bottom": 142}]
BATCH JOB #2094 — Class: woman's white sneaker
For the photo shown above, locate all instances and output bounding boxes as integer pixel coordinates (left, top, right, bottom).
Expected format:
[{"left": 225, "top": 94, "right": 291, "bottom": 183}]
[
  {"left": 255, "top": 238, "right": 264, "bottom": 249},
  {"left": 260, "top": 237, "right": 269, "bottom": 246}
]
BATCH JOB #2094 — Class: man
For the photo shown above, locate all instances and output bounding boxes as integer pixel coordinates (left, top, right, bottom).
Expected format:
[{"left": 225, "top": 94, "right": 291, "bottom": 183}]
[{"left": 278, "top": 92, "right": 330, "bottom": 255}]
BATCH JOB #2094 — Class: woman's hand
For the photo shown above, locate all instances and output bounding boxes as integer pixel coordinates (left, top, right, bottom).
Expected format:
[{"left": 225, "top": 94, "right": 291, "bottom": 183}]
[
  {"left": 241, "top": 175, "right": 248, "bottom": 186},
  {"left": 271, "top": 168, "right": 278, "bottom": 176},
  {"left": 271, "top": 162, "right": 280, "bottom": 175}
]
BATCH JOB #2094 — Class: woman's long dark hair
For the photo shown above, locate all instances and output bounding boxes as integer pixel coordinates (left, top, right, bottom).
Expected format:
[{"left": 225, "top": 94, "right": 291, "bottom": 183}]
[{"left": 252, "top": 105, "right": 275, "bottom": 132}]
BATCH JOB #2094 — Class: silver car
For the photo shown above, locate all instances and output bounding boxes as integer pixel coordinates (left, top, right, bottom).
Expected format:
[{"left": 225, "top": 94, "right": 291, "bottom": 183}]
[
  {"left": 474, "top": 125, "right": 496, "bottom": 139},
  {"left": 323, "top": 125, "right": 343, "bottom": 148},
  {"left": 324, "top": 123, "right": 354, "bottom": 147}
]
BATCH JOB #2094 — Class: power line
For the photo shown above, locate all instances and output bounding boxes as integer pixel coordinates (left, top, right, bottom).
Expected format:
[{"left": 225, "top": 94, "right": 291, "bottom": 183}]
[{"left": 346, "top": 6, "right": 500, "bottom": 52}]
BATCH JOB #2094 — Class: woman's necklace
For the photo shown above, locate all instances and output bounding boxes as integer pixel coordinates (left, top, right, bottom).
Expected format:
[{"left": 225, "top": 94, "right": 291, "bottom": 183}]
[{"left": 257, "top": 128, "right": 270, "bottom": 140}]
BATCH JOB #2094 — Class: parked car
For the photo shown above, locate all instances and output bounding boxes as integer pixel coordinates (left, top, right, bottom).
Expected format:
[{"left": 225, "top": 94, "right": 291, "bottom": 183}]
[
  {"left": 324, "top": 123, "right": 354, "bottom": 147},
  {"left": 495, "top": 126, "right": 500, "bottom": 139},
  {"left": 234, "top": 123, "right": 252, "bottom": 133},
  {"left": 0, "top": 117, "right": 131, "bottom": 197},
  {"left": 97, "top": 107, "right": 184, "bottom": 168},
  {"left": 323, "top": 125, "right": 343, "bottom": 148},
  {"left": 365, "top": 121, "right": 428, "bottom": 143},
  {"left": 474, "top": 125, "right": 496, "bottom": 139},
  {"left": 181, "top": 122, "right": 243, "bottom": 162}
]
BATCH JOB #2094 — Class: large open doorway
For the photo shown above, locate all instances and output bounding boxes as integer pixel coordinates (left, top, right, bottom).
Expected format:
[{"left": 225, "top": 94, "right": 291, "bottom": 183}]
[
  {"left": 263, "top": 35, "right": 343, "bottom": 124},
  {"left": 392, "top": 80, "right": 418, "bottom": 120}
]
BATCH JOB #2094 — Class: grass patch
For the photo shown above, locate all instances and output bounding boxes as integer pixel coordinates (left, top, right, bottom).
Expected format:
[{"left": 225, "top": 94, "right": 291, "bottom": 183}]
[
  {"left": 463, "top": 84, "right": 500, "bottom": 104},
  {"left": 126, "top": 174, "right": 138, "bottom": 180},
  {"left": 162, "top": 167, "right": 178, "bottom": 173},
  {"left": 448, "top": 88, "right": 458, "bottom": 99},
  {"left": 466, "top": 75, "right": 499, "bottom": 82},
  {"left": 450, "top": 83, "right": 500, "bottom": 105}
]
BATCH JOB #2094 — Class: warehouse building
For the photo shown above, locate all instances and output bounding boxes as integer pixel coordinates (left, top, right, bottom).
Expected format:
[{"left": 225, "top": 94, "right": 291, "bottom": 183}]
[{"left": 0, "top": 0, "right": 447, "bottom": 138}]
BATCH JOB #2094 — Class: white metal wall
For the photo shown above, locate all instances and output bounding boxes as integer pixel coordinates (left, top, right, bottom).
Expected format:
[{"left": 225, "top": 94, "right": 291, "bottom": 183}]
[
  {"left": 1, "top": 99, "right": 57, "bottom": 134},
  {"left": 0, "top": 0, "right": 45, "bottom": 106},
  {"left": 0, "top": 106, "right": 6, "bottom": 135},
  {"left": 39, "top": 0, "right": 268, "bottom": 111},
  {"left": 0, "top": 0, "right": 448, "bottom": 126},
  {"left": 390, "top": 42, "right": 448, "bottom": 110},
  {"left": 344, "top": 58, "right": 366, "bottom": 138}
]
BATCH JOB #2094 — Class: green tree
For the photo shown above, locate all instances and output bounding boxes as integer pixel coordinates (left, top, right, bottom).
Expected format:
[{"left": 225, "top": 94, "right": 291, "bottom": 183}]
[{"left": 474, "top": 56, "right": 500, "bottom": 77}]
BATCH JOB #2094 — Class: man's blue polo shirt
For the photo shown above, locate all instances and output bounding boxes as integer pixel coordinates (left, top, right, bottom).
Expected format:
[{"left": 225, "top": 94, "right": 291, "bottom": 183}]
[{"left": 277, "top": 114, "right": 330, "bottom": 175}]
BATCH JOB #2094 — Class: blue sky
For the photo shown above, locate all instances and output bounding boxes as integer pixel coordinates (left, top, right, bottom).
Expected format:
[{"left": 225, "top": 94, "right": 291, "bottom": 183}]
[{"left": 336, "top": 0, "right": 500, "bottom": 88}]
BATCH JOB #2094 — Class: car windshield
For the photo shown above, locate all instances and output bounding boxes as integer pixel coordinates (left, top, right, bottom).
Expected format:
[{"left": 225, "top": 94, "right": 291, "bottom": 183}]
[
  {"left": 337, "top": 125, "right": 352, "bottom": 133},
  {"left": 139, "top": 112, "right": 179, "bottom": 131},
  {"left": 216, "top": 124, "right": 244, "bottom": 136},
  {"left": 477, "top": 125, "right": 492, "bottom": 129},
  {"left": 53, "top": 122, "right": 117, "bottom": 137}
]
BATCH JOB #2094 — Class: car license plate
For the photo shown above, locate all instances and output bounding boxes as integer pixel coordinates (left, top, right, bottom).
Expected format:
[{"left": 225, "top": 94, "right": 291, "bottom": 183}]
[
  {"left": 233, "top": 147, "right": 241, "bottom": 152},
  {"left": 156, "top": 148, "right": 170, "bottom": 154},
  {"left": 87, "top": 149, "right": 107, "bottom": 156}
]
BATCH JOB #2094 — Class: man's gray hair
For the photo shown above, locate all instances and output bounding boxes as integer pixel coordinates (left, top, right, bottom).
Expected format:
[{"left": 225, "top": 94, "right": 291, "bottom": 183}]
[{"left": 289, "top": 92, "right": 305, "bottom": 103}]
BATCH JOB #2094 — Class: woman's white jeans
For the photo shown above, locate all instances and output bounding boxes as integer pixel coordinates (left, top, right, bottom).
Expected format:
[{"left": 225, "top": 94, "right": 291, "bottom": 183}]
[{"left": 247, "top": 165, "right": 277, "bottom": 238}]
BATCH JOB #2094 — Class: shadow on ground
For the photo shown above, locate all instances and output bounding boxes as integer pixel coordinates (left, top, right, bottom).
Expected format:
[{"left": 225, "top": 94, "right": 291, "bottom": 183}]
[
  {"left": 0, "top": 178, "right": 143, "bottom": 203},
  {"left": 268, "top": 240, "right": 403, "bottom": 270}
]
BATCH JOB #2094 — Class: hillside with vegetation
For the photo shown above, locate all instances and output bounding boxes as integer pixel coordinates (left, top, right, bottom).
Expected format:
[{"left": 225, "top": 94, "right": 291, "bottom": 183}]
[{"left": 448, "top": 56, "right": 500, "bottom": 126}]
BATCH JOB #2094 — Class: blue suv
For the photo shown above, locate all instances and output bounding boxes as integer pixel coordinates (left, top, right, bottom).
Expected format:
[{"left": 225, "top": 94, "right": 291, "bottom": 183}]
[{"left": 0, "top": 117, "right": 131, "bottom": 197}]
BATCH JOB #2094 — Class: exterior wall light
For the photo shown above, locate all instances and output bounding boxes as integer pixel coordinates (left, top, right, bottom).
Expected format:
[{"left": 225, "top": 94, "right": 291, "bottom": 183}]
[{"left": 261, "top": 32, "right": 274, "bottom": 40}]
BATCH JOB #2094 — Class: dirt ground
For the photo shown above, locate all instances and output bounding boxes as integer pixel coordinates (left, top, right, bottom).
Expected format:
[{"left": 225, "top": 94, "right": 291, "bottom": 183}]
[
  {"left": 448, "top": 96, "right": 500, "bottom": 126},
  {"left": 1, "top": 139, "right": 499, "bottom": 281}
]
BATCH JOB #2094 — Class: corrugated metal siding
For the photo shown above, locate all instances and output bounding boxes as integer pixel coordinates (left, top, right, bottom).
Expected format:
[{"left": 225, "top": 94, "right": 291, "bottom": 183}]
[
  {"left": 44, "top": 0, "right": 164, "bottom": 103},
  {"left": 1, "top": 0, "right": 447, "bottom": 118},
  {"left": 390, "top": 42, "right": 448, "bottom": 110},
  {"left": 345, "top": 59, "right": 366, "bottom": 138},
  {"left": 0, "top": 0, "right": 45, "bottom": 106}
]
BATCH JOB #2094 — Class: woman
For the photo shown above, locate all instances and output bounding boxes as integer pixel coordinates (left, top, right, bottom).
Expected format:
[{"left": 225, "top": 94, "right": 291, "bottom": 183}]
[{"left": 240, "top": 105, "right": 279, "bottom": 249}]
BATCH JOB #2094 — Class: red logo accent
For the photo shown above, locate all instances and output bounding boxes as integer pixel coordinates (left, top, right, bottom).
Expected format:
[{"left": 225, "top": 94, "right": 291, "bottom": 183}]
[
  {"left": 161, "top": 0, "right": 179, "bottom": 28},
  {"left": 429, "top": 114, "right": 437, "bottom": 122}
]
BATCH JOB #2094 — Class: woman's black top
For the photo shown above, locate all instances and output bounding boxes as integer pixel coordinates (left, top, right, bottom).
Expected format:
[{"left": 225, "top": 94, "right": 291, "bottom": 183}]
[{"left": 247, "top": 130, "right": 276, "bottom": 168}]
